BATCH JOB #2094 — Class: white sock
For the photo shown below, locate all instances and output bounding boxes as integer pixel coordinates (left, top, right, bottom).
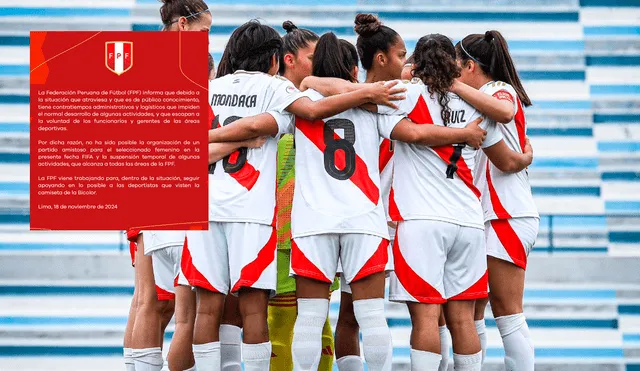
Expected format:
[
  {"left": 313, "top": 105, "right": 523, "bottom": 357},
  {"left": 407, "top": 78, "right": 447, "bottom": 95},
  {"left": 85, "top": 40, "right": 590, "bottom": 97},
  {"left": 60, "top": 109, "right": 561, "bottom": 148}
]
[
  {"left": 453, "top": 351, "right": 482, "bottom": 371},
  {"left": 474, "top": 319, "right": 487, "bottom": 364},
  {"left": 193, "top": 342, "right": 221, "bottom": 371},
  {"left": 220, "top": 324, "right": 242, "bottom": 371},
  {"left": 336, "top": 355, "right": 364, "bottom": 371},
  {"left": 438, "top": 326, "right": 450, "bottom": 371},
  {"left": 496, "top": 313, "right": 534, "bottom": 371},
  {"left": 131, "top": 347, "right": 163, "bottom": 371},
  {"left": 242, "top": 342, "right": 272, "bottom": 371},
  {"left": 353, "top": 298, "right": 393, "bottom": 371},
  {"left": 410, "top": 349, "right": 442, "bottom": 371},
  {"left": 292, "top": 298, "right": 329, "bottom": 371},
  {"left": 123, "top": 347, "right": 135, "bottom": 371}
]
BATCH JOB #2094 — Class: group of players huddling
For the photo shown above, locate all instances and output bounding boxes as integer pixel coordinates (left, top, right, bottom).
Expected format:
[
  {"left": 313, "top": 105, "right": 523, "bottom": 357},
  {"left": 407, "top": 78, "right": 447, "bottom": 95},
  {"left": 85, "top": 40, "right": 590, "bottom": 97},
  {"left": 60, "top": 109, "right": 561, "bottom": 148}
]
[{"left": 124, "top": 1, "right": 539, "bottom": 371}]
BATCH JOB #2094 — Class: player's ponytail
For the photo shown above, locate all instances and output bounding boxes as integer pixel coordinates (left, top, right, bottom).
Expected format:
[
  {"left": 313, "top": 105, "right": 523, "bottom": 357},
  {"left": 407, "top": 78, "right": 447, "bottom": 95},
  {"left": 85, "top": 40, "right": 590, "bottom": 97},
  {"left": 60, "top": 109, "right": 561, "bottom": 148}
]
[
  {"left": 456, "top": 30, "right": 531, "bottom": 107},
  {"left": 312, "top": 32, "right": 358, "bottom": 82},
  {"left": 279, "top": 21, "right": 319, "bottom": 75},
  {"left": 412, "top": 34, "right": 461, "bottom": 125},
  {"left": 216, "top": 48, "right": 233, "bottom": 78},
  {"left": 159, "top": 0, "right": 209, "bottom": 30},
  {"left": 354, "top": 13, "right": 401, "bottom": 71}
]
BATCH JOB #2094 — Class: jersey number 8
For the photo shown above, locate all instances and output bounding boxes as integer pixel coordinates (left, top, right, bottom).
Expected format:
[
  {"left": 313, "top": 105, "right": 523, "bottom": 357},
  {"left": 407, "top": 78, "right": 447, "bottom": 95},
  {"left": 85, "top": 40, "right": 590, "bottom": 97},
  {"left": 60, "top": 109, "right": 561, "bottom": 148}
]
[
  {"left": 323, "top": 118, "right": 356, "bottom": 180},
  {"left": 208, "top": 115, "right": 248, "bottom": 175}
]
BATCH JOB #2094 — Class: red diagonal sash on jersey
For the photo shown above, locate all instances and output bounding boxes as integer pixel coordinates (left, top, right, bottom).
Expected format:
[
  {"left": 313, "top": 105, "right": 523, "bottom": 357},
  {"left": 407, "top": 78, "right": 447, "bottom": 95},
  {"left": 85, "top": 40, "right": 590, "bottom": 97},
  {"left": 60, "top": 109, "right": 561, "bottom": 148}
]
[
  {"left": 212, "top": 109, "right": 260, "bottom": 191},
  {"left": 379, "top": 139, "right": 393, "bottom": 173},
  {"left": 431, "top": 144, "right": 481, "bottom": 199},
  {"left": 515, "top": 98, "right": 526, "bottom": 152},
  {"left": 295, "top": 117, "right": 380, "bottom": 205},
  {"left": 486, "top": 162, "right": 511, "bottom": 219},
  {"left": 406, "top": 94, "right": 481, "bottom": 199}
]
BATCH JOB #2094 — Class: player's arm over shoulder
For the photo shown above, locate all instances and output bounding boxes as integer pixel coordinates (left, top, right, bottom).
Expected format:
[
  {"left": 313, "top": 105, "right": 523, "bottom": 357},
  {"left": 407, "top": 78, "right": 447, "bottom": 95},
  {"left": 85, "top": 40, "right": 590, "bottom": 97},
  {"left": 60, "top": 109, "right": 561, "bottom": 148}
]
[
  {"left": 451, "top": 80, "right": 515, "bottom": 124},
  {"left": 482, "top": 119, "right": 533, "bottom": 173},
  {"left": 376, "top": 78, "right": 422, "bottom": 116}
]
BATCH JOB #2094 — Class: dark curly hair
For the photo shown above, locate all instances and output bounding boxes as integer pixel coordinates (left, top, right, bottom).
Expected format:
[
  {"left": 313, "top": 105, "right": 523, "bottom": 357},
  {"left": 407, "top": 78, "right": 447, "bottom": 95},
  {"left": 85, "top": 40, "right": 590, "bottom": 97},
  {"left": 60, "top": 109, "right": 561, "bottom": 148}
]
[{"left": 412, "top": 34, "right": 461, "bottom": 125}]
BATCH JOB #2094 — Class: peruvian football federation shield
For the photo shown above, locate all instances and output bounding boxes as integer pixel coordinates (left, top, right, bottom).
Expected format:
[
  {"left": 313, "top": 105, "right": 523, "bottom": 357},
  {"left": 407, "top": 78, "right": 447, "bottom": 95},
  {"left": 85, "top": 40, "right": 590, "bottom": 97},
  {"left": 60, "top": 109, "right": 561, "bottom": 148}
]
[{"left": 105, "top": 41, "right": 133, "bottom": 75}]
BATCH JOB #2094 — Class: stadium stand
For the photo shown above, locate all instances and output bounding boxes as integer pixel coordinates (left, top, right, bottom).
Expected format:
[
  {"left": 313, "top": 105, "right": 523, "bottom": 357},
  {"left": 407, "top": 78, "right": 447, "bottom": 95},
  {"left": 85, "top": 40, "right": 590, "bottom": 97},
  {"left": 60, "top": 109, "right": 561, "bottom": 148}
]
[{"left": 0, "top": 0, "right": 638, "bottom": 369}]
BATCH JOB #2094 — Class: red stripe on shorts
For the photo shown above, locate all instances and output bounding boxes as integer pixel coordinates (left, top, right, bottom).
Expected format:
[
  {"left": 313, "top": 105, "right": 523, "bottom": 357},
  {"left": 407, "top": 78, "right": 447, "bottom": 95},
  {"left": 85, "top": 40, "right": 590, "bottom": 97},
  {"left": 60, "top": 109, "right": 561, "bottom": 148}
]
[
  {"left": 155, "top": 285, "right": 175, "bottom": 301},
  {"left": 291, "top": 239, "right": 332, "bottom": 283},
  {"left": 231, "top": 227, "right": 277, "bottom": 292},
  {"left": 490, "top": 219, "right": 527, "bottom": 269},
  {"left": 392, "top": 230, "right": 446, "bottom": 304},
  {"left": 129, "top": 241, "right": 136, "bottom": 267},
  {"left": 351, "top": 239, "right": 389, "bottom": 283},
  {"left": 181, "top": 237, "right": 220, "bottom": 293},
  {"left": 448, "top": 270, "right": 488, "bottom": 301}
]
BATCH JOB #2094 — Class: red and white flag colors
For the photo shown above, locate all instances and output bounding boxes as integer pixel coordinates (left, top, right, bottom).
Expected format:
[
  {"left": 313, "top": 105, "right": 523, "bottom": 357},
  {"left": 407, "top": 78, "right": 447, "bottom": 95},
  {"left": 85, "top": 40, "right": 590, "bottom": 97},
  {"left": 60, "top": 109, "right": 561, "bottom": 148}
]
[{"left": 105, "top": 41, "right": 133, "bottom": 76}]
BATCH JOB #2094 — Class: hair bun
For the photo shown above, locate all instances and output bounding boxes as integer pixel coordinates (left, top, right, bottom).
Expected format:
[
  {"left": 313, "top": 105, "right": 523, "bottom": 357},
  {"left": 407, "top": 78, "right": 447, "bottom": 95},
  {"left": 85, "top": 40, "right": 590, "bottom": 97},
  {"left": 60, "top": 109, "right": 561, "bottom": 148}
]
[
  {"left": 354, "top": 13, "right": 381, "bottom": 36},
  {"left": 484, "top": 31, "right": 495, "bottom": 42},
  {"left": 160, "top": 0, "right": 175, "bottom": 4},
  {"left": 282, "top": 20, "right": 298, "bottom": 33}
]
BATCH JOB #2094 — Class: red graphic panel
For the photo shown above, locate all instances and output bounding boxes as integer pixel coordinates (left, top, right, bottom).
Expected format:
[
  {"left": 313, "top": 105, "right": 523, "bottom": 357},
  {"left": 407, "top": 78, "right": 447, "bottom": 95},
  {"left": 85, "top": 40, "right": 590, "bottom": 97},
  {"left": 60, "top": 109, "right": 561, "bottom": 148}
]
[{"left": 30, "top": 31, "right": 209, "bottom": 231}]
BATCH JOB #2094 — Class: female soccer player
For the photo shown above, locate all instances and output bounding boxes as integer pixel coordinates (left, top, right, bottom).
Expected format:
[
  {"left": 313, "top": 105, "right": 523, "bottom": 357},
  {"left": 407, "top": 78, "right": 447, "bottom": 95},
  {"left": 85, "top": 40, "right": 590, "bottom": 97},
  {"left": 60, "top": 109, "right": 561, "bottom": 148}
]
[
  {"left": 333, "top": 14, "right": 407, "bottom": 371},
  {"left": 127, "top": 2, "right": 212, "bottom": 370},
  {"left": 375, "top": 34, "right": 533, "bottom": 371},
  {"left": 300, "top": 14, "right": 453, "bottom": 370},
  {"left": 270, "top": 21, "right": 340, "bottom": 371},
  {"left": 452, "top": 30, "right": 539, "bottom": 371},
  {"left": 186, "top": 20, "right": 404, "bottom": 371}
]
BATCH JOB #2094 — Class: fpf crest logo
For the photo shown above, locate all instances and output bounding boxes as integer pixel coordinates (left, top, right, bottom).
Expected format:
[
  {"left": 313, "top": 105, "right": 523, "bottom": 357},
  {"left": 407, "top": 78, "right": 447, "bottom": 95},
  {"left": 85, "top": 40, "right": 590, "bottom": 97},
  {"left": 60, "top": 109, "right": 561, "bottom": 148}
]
[{"left": 105, "top": 41, "right": 133, "bottom": 75}]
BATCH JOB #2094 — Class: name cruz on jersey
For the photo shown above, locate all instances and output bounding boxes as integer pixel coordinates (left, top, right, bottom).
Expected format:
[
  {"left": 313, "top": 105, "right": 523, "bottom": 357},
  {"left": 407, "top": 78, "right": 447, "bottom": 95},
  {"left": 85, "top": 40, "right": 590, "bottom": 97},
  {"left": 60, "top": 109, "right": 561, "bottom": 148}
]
[
  {"left": 378, "top": 79, "right": 503, "bottom": 229},
  {"left": 474, "top": 81, "right": 538, "bottom": 222},
  {"left": 292, "top": 89, "right": 404, "bottom": 239},
  {"left": 208, "top": 71, "right": 301, "bottom": 225}
]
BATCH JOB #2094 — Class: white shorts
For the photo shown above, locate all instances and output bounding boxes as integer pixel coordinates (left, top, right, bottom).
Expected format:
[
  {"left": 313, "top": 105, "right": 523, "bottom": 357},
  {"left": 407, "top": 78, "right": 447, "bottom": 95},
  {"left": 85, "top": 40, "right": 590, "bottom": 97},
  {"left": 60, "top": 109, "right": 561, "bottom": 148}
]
[
  {"left": 341, "top": 224, "right": 396, "bottom": 294},
  {"left": 182, "top": 222, "right": 277, "bottom": 296},
  {"left": 485, "top": 217, "right": 539, "bottom": 270},
  {"left": 143, "top": 231, "right": 186, "bottom": 255},
  {"left": 143, "top": 232, "right": 189, "bottom": 301},
  {"left": 291, "top": 233, "right": 389, "bottom": 285},
  {"left": 389, "top": 220, "right": 488, "bottom": 304}
]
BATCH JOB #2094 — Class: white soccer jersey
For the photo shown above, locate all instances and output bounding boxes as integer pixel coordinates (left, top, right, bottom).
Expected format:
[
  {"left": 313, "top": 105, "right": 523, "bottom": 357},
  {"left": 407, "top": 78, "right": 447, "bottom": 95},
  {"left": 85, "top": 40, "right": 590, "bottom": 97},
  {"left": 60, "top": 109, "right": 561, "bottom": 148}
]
[
  {"left": 291, "top": 89, "right": 404, "bottom": 239},
  {"left": 474, "top": 81, "right": 539, "bottom": 221},
  {"left": 208, "top": 71, "right": 300, "bottom": 225},
  {"left": 378, "top": 79, "right": 503, "bottom": 230}
]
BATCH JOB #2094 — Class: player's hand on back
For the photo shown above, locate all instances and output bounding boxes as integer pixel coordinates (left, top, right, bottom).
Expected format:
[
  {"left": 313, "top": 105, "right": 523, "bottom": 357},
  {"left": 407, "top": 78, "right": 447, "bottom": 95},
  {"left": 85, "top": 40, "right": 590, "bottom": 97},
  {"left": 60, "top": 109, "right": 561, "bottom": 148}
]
[
  {"left": 365, "top": 80, "right": 407, "bottom": 109},
  {"left": 463, "top": 117, "right": 487, "bottom": 149},
  {"left": 244, "top": 136, "right": 268, "bottom": 149}
]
